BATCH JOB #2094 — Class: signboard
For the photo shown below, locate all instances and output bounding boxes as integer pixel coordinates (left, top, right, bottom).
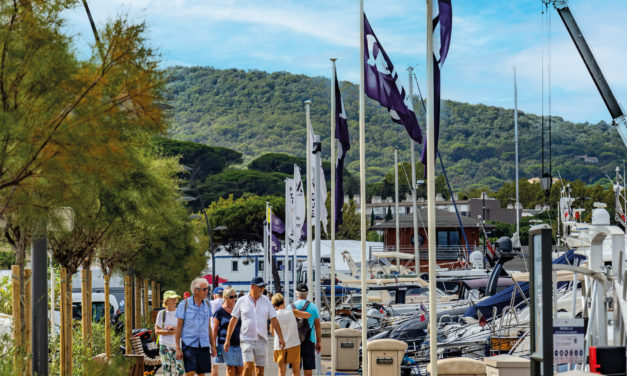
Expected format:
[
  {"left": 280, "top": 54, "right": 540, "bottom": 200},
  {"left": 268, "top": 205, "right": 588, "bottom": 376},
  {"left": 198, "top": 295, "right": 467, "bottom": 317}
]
[{"left": 553, "top": 318, "right": 585, "bottom": 364}]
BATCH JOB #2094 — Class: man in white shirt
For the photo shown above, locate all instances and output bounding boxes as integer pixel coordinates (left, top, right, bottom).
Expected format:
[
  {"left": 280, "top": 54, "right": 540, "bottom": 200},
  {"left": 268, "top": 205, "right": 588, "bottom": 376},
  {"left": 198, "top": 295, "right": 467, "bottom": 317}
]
[{"left": 225, "top": 277, "right": 285, "bottom": 376}]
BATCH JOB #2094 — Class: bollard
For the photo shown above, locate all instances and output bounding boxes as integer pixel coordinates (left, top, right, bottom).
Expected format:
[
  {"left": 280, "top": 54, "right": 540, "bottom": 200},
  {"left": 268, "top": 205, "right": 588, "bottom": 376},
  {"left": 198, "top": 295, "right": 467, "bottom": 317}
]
[
  {"left": 335, "top": 328, "right": 362, "bottom": 371},
  {"left": 367, "top": 339, "right": 407, "bottom": 376},
  {"left": 484, "top": 355, "right": 529, "bottom": 376},
  {"left": 428, "top": 357, "right": 486, "bottom": 376},
  {"left": 320, "top": 321, "right": 339, "bottom": 358}
]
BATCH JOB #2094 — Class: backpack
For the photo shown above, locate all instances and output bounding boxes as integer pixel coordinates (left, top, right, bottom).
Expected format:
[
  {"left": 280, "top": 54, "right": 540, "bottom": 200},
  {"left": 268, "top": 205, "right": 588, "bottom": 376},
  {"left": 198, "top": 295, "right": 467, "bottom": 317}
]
[{"left": 291, "top": 301, "right": 311, "bottom": 343}]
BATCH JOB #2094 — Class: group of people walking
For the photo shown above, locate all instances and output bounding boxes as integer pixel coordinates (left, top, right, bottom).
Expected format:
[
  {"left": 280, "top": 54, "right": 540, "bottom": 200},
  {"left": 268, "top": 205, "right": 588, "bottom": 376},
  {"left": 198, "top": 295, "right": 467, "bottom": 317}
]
[{"left": 155, "top": 276, "right": 321, "bottom": 376}]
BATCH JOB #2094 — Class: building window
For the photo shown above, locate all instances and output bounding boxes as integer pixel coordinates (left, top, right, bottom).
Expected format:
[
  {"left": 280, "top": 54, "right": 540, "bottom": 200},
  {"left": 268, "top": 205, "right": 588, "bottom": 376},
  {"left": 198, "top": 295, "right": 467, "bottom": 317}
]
[
  {"left": 232, "top": 260, "right": 238, "bottom": 272},
  {"left": 289, "top": 260, "right": 293, "bottom": 271},
  {"left": 277, "top": 260, "right": 284, "bottom": 270},
  {"left": 258, "top": 260, "right": 264, "bottom": 271},
  {"left": 437, "top": 230, "right": 461, "bottom": 246}
]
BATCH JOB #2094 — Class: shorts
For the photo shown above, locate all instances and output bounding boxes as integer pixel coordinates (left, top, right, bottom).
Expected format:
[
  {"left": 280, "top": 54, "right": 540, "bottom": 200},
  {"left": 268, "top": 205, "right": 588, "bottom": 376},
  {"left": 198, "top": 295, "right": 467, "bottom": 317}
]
[
  {"left": 300, "top": 337, "right": 316, "bottom": 371},
  {"left": 273, "top": 345, "right": 300, "bottom": 365},
  {"left": 216, "top": 343, "right": 244, "bottom": 367},
  {"left": 181, "top": 343, "right": 211, "bottom": 374},
  {"left": 241, "top": 338, "right": 268, "bottom": 366}
]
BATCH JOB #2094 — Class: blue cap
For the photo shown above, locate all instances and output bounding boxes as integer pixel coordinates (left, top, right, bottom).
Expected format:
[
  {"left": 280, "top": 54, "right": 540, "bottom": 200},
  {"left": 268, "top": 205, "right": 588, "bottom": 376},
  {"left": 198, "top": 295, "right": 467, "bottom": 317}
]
[
  {"left": 213, "top": 286, "right": 224, "bottom": 295},
  {"left": 250, "top": 276, "right": 266, "bottom": 287}
]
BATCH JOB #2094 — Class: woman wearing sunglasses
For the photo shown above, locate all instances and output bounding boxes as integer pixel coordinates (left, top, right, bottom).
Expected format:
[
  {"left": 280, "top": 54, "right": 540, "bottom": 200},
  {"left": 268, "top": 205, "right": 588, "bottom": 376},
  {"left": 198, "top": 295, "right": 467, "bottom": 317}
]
[{"left": 213, "top": 287, "right": 243, "bottom": 376}]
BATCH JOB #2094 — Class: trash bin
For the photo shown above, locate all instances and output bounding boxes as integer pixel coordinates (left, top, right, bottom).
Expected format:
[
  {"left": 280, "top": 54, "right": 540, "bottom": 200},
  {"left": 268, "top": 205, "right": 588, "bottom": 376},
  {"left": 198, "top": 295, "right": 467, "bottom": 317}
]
[
  {"left": 484, "top": 355, "right": 529, "bottom": 376},
  {"left": 367, "top": 339, "right": 408, "bottom": 376},
  {"left": 335, "top": 328, "right": 362, "bottom": 371},
  {"left": 427, "top": 357, "right": 486, "bottom": 376},
  {"left": 320, "top": 322, "right": 340, "bottom": 358}
]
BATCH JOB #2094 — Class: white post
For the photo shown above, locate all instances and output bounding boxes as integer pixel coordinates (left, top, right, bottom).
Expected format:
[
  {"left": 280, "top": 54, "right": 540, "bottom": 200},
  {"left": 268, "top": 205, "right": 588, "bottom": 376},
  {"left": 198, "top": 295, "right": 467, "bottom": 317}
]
[
  {"left": 395, "top": 146, "right": 400, "bottom": 273},
  {"left": 314, "top": 134, "right": 323, "bottom": 374},
  {"left": 514, "top": 67, "right": 520, "bottom": 238},
  {"left": 426, "top": 0, "right": 438, "bottom": 374},
  {"left": 359, "top": 1, "right": 368, "bottom": 374},
  {"left": 408, "top": 66, "right": 420, "bottom": 275},
  {"left": 264, "top": 201, "right": 269, "bottom": 281},
  {"left": 292, "top": 189, "right": 297, "bottom": 301},
  {"left": 305, "top": 100, "right": 314, "bottom": 300},
  {"left": 330, "top": 57, "right": 338, "bottom": 376},
  {"left": 284, "top": 187, "right": 290, "bottom": 300},
  {"left": 267, "top": 203, "right": 272, "bottom": 288},
  {"left": 49, "top": 251, "right": 55, "bottom": 339}
]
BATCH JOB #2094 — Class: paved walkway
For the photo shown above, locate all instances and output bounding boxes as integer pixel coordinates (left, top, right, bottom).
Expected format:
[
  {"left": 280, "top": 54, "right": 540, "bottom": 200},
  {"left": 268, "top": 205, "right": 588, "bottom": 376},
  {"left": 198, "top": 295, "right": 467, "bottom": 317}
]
[{"left": 157, "top": 341, "right": 351, "bottom": 375}]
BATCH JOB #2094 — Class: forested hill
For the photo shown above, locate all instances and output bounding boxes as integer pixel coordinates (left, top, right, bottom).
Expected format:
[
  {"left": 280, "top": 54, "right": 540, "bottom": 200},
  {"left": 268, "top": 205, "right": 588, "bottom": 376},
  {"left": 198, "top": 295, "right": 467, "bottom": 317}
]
[{"left": 165, "top": 66, "right": 627, "bottom": 190}]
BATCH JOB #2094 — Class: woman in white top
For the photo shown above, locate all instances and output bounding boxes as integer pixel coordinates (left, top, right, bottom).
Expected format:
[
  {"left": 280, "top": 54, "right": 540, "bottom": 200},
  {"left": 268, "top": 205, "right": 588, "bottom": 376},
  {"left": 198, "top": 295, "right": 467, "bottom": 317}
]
[
  {"left": 155, "top": 290, "right": 184, "bottom": 376},
  {"left": 271, "top": 293, "right": 311, "bottom": 376}
]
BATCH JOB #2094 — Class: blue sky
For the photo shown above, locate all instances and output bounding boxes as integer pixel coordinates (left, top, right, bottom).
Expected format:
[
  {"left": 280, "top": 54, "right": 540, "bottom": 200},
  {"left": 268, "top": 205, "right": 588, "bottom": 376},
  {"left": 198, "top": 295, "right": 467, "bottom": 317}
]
[{"left": 63, "top": 0, "right": 627, "bottom": 124}]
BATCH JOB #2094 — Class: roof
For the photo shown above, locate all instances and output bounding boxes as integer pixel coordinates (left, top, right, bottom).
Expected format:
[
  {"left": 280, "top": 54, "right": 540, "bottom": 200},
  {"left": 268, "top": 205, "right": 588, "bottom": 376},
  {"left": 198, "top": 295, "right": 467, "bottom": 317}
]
[{"left": 373, "top": 208, "right": 491, "bottom": 229}]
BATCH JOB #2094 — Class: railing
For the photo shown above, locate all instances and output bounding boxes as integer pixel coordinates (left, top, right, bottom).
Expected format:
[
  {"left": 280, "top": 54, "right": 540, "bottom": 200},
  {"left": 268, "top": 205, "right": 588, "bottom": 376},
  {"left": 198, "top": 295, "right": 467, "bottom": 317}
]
[{"left": 369, "top": 244, "right": 475, "bottom": 260}]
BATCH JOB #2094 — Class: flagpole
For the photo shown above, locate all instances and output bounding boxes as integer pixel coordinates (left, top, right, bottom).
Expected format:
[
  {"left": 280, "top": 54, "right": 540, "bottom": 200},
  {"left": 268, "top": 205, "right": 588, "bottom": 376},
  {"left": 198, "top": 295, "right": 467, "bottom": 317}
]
[
  {"left": 268, "top": 204, "right": 273, "bottom": 289},
  {"left": 305, "top": 100, "right": 314, "bottom": 300},
  {"left": 313, "top": 134, "right": 323, "bottom": 374},
  {"left": 292, "top": 184, "right": 297, "bottom": 302},
  {"left": 263, "top": 203, "right": 268, "bottom": 281},
  {"left": 408, "top": 67, "right": 420, "bottom": 275},
  {"left": 284, "top": 182, "right": 290, "bottom": 299},
  {"left": 358, "top": 1, "right": 368, "bottom": 374},
  {"left": 394, "top": 146, "right": 400, "bottom": 273},
  {"left": 330, "top": 57, "right": 338, "bottom": 376},
  {"left": 426, "top": 0, "right": 438, "bottom": 374}
]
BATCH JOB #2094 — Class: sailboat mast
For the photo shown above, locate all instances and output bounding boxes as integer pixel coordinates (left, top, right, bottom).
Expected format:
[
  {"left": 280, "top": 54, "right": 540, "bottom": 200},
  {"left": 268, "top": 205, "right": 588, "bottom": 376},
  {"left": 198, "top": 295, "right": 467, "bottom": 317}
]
[{"left": 514, "top": 67, "right": 520, "bottom": 238}]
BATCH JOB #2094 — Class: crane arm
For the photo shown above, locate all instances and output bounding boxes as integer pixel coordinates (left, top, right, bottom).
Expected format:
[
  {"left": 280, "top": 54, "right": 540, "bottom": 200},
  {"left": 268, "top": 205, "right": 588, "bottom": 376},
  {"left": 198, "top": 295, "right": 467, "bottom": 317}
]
[{"left": 551, "top": 1, "right": 627, "bottom": 147}]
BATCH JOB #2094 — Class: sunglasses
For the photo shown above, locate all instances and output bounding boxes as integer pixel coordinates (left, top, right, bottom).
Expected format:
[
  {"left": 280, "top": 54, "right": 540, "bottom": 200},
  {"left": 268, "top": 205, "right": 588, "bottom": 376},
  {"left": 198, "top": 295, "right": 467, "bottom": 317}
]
[
  {"left": 195, "top": 287, "right": 208, "bottom": 291},
  {"left": 229, "top": 295, "right": 237, "bottom": 299}
]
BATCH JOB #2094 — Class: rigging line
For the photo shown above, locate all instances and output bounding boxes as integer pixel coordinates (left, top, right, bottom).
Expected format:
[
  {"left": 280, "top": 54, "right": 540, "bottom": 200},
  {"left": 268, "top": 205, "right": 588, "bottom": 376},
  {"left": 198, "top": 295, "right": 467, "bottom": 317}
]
[
  {"left": 548, "top": 2, "right": 552, "bottom": 177},
  {"left": 541, "top": 3, "right": 546, "bottom": 177},
  {"left": 412, "top": 70, "right": 471, "bottom": 260}
]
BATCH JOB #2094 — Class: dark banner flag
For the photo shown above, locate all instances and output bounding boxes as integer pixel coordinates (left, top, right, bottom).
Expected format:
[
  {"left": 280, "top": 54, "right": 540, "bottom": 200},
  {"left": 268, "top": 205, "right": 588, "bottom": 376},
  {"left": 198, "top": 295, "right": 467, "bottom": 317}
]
[
  {"left": 270, "top": 212, "right": 285, "bottom": 234},
  {"left": 334, "top": 66, "right": 350, "bottom": 231},
  {"left": 421, "top": 0, "right": 452, "bottom": 171},
  {"left": 363, "top": 14, "right": 422, "bottom": 144},
  {"left": 271, "top": 233, "right": 282, "bottom": 253}
]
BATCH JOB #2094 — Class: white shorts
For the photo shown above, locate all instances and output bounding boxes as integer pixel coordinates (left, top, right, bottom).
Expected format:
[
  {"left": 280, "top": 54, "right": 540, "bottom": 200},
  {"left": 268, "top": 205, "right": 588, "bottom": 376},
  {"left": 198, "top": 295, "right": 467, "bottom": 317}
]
[{"left": 241, "top": 337, "right": 267, "bottom": 366}]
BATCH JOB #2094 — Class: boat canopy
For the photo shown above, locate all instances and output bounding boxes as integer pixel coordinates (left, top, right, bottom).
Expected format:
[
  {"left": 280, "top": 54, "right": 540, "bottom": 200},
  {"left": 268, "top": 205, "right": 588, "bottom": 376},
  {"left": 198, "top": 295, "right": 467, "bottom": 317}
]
[
  {"left": 372, "top": 252, "right": 416, "bottom": 260},
  {"left": 462, "top": 250, "right": 586, "bottom": 320}
]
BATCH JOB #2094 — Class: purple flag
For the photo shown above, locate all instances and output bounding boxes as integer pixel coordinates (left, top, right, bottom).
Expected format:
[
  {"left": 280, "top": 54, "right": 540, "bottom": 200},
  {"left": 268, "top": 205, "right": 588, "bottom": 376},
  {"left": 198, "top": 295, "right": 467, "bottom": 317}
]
[
  {"left": 363, "top": 14, "right": 421, "bottom": 143},
  {"left": 271, "top": 233, "right": 282, "bottom": 254},
  {"left": 421, "top": 0, "right": 452, "bottom": 172},
  {"left": 334, "top": 66, "right": 350, "bottom": 231},
  {"left": 300, "top": 221, "right": 307, "bottom": 242},
  {"left": 271, "top": 213, "right": 285, "bottom": 234}
]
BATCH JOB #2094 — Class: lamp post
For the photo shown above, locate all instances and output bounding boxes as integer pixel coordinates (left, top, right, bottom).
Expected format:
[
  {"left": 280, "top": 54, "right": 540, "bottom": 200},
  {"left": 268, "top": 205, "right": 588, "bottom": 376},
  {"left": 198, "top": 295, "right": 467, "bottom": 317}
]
[{"left": 182, "top": 197, "right": 226, "bottom": 289}]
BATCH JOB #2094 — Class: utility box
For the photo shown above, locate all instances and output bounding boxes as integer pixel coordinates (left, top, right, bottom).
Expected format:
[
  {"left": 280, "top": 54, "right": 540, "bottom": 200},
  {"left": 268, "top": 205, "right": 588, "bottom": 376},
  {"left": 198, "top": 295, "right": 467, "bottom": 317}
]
[
  {"left": 485, "top": 355, "right": 530, "bottom": 376},
  {"left": 367, "top": 339, "right": 407, "bottom": 376},
  {"left": 335, "top": 328, "right": 362, "bottom": 371},
  {"left": 320, "top": 322, "right": 340, "bottom": 358},
  {"left": 427, "top": 358, "right": 486, "bottom": 376}
]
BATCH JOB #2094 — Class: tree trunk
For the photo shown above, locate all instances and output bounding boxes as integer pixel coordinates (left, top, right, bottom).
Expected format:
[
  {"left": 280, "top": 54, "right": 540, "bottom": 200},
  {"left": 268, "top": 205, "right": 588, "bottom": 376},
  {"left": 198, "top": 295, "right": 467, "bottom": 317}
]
[
  {"left": 104, "top": 274, "right": 111, "bottom": 358},
  {"left": 124, "top": 273, "right": 132, "bottom": 354},
  {"left": 134, "top": 277, "right": 142, "bottom": 327},
  {"left": 142, "top": 279, "right": 149, "bottom": 325},
  {"left": 81, "top": 267, "right": 91, "bottom": 353}
]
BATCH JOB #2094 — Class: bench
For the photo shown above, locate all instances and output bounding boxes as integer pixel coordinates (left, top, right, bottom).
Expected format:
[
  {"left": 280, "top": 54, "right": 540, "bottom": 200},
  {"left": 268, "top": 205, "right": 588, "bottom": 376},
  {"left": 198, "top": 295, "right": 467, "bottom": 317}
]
[{"left": 130, "top": 336, "right": 161, "bottom": 369}]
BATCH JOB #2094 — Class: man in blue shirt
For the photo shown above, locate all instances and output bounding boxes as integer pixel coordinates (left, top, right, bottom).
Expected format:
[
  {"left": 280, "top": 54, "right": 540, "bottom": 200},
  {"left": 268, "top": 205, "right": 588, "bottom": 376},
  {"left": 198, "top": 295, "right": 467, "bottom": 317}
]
[
  {"left": 292, "top": 283, "right": 321, "bottom": 376},
  {"left": 175, "top": 277, "right": 217, "bottom": 376}
]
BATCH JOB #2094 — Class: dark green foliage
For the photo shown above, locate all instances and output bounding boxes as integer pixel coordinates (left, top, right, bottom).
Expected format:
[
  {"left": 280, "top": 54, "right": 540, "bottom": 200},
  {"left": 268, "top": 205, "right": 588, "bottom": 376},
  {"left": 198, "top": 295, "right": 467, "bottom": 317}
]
[
  {"left": 166, "top": 66, "right": 627, "bottom": 189},
  {"left": 248, "top": 153, "right": 305, "bottom": 174},
  {"left": 0, "top": 249, "right": 15, "bottom": 269},
  {"left": 153, "top": 136, "right": 242, "bottom": 182},
  {"left": 386, "top": 206, "right": 392, "bottom": 221},
  {"left": 199, "top": 169, "right": 289, "bottom": 204}
]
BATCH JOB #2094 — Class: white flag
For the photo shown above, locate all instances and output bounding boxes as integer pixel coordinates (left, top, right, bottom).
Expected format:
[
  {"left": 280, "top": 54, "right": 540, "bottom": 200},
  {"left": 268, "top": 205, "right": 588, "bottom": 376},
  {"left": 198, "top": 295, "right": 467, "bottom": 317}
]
[
  {"left": 308, "top": 127, "right": 328, "bottom": 233},
  {"left": 285, "top": 178, "right": 296, "bottom": 242},
  {"left": 294, "top": 165, "right": 306, "bottom": 240}
]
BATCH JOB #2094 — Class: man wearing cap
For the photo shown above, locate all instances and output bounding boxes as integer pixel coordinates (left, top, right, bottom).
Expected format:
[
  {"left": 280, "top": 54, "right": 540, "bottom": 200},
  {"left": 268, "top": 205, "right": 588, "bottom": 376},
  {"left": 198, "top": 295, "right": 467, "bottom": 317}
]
[
  {"left": 210, "top": 286, "right": 224, "bottom": 376},
  {"left": 175, "top": 277, "right": 217, "bottom": 376},
  {"left": 224, "top": 276, "right": 285, "bottom": 376},
  {"left": 291, "top": 283, "right": 321, "bottom": 376}
]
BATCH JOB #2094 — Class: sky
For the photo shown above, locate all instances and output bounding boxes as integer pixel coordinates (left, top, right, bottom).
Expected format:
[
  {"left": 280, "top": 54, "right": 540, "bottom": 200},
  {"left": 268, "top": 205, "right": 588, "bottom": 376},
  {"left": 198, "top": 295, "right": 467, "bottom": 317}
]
[{"left": 63, "top": 0, "right": 627, "bottom": 124}]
